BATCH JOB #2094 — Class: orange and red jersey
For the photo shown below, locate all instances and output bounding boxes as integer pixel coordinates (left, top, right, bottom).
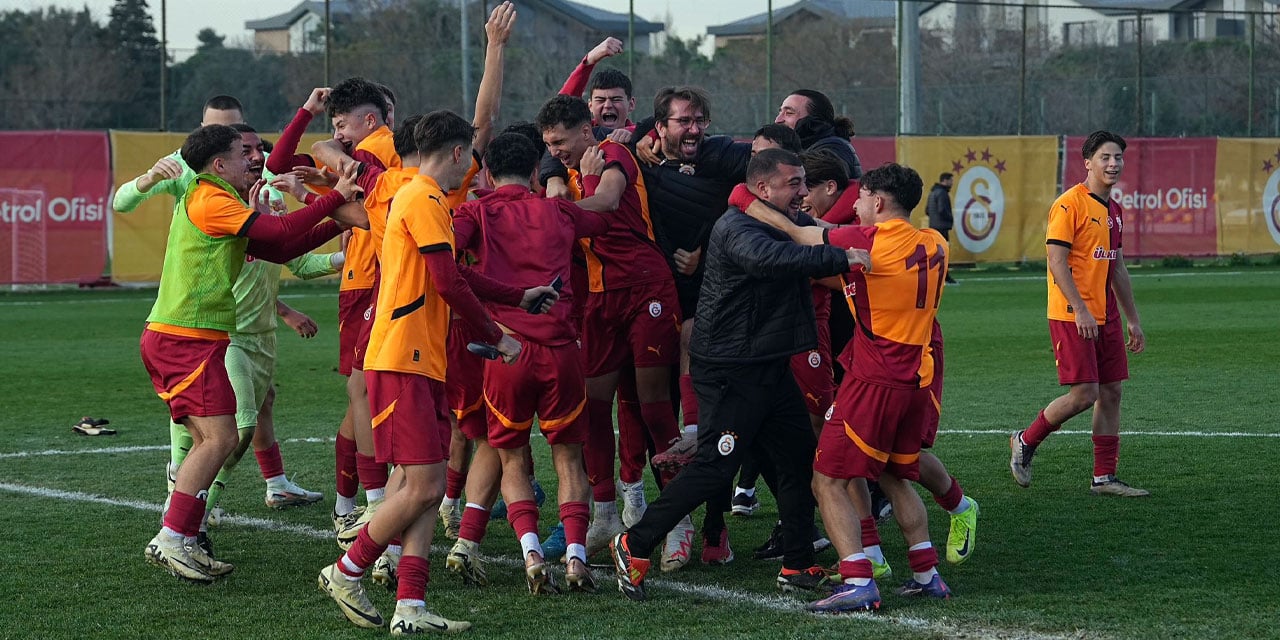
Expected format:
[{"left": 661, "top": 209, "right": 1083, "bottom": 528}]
[
  {"left": 341, "top": 125, "right": 404, "bottom": 292},
  {"left": 360, "top": 166, "right": 416, "bottom": 264},
  {"left": 1046, "top": 183, "right": 1122, "bottom": 324},
  {"left": 828, "top": 218, "right": 948, "bottom": 389},
  {"left": 363, "top": 174, "right": 453, "bottom": 381},
  {"left": 571, "top": 140, "right": 671, "bottom": 292}
]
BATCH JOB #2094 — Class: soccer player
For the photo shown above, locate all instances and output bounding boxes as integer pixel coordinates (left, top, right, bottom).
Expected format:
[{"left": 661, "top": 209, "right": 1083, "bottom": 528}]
[
  {"left": 1010, "top": 130, "right": 1148, "bottom": 497},
  {"left": 774, "top": 89, "right": 862, "bottom": 179},
  {"left": 535, "top": 95, "right": 684, "bottom": 559},
  {"left": 140, "top": 124, "right": 361, "bottom": 582},
  {"left": 316, "top": 110, "right": 522, "bottom": 633},
  {"left": 559, "top": 37, "right": 635, "bottom": 134},
  {"left": 446, "top": 132, "right": 609, "bottom": 594},
  {"left": 609, "top": 149, "right": 860, "bottom": 601}
]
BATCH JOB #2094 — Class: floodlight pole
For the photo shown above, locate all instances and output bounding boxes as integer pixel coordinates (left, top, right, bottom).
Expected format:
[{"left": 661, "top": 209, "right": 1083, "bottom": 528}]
[
  {"left": 628, "top": 0, "right": 635, "bottom": 79},
  {"left": 766, "top": 0, "right": 773, "bottom": 110},
  {"left": 160, "top": 0, "right": 167, "bottom": 131},
  {"left": 324, "top": 0, "right": 332, "bottom": 88},
  {"left": 1134, "top": 10, "right": 1143, "bottom": 134},
  {"left": 462, "top": 0, "right": 471, "bottom": 114}
]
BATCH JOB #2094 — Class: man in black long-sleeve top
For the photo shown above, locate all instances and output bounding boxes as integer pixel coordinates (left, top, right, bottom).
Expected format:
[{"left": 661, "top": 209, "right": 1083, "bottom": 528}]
[
  {"left": 926, "top": 173, "right": 958, "bottom": 284},
  {"left": 610, "top": 149, "right": 866, "bottom": 601}
]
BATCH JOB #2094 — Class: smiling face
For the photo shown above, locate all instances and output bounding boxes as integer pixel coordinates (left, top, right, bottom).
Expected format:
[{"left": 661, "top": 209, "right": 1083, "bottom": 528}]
[
  {"left": 757, "top": 163, "right": 809, "bottom": 216},
  {"left": 802, "top": 179, "right": 840, "bottom": 219},
  {"left": 775, "top": 94, "right": 810, "bottom": 129},
  {"left": 211, "top": 135, "right": 254, "bottom": 194},
  {"left": 1085, "top": 141, "right": 1124, "bottom": 188},
  {"left": 589, "top": 87, "right": 634, "bottom": 129},
  {"left": 240, "top": 131, "right": 265, "bottom": 182},
  {"left": 541, "top": 122, "right": 593, "bottom": 169},
  {"left": 656, "top": 98, "right": 708, "bottom": 162},
  {"left": 331, "top": 105, "right": 381, "bottom": 153}
]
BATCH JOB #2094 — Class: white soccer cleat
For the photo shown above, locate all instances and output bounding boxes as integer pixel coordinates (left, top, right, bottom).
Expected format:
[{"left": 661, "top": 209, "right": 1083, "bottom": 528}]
[
  {"left": 585, "top": 509, "right": 625, "bottom": 558},
  {"left": 438, "top": 501, "right": 462, "bottom": 540},
  {"left": 389, "top": 603, "right": 471, "bottom": 635},
  {"left": 144, "top": 533, "right": 215, "bottom": 584},
  {"left": 660, "top": 515, "right": 696, "bottom": 572},
  {"left": 266, "top": 478, "right": 324, "bottom": 509},
  {"left": 317, "top": 563, "right": 383, "bottom": 629},
  {"left": 337, "top": 500, "right": 380, "bottom": 550},
  {"left": 370, "top": 549, "right": 401, "bottom": 591},
  {"left": 445, "top": 538, "right": 488, "bottom": 587},
  {"left": 619, "top": 480, "right": 648, "bottom": 529}
]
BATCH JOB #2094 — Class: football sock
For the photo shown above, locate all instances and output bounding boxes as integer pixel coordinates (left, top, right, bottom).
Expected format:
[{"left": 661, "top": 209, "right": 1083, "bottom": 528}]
[
  {"left": 445, "top": 467, "right": 466, "bottom": 501},
  {"left": 1092, "top": 434, "right": 1120, "bottom": 477},
  {"left": 838, "top": 554, "right": 873, "bottom": 586},
  {"left": 907, "top": 541, "right": 939, "bottom": 582},
  {"left": 459, "top": 504, "right": 490, "bottom": 544},
  {"left": 255, "top": 442, "right": 286, "bottom": 485},
  {"left": 933, "top": 476, "right": 966, "bottom": 513},
  {"left": 678, "top": 374, "right": 698, "bottom": 426},
  {"left": 1022, "top": 410, "right": 1059, "bottom": 447},
  {"left": 735, "top": 486, "right": 756, "bottom": 497},
  {"left": 395, "top": 555, "right": 429, "bottom": 602},
  {"left": 335, "top": 434, "right": 359, "bottom": 507},
  {"left": 585, "top": 398, "right": 617, "bottom": 502}
]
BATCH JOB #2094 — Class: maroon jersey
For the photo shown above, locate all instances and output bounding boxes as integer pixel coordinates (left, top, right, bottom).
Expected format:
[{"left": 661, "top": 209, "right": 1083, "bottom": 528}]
[{"left": 574, "top": 140, "right": 672, "bottom": 292}]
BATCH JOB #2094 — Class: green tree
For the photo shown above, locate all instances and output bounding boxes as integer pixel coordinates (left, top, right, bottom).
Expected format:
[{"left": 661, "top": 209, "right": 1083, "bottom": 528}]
[{"left": 106, "top": 0, "right": 163, "bottom": 128}]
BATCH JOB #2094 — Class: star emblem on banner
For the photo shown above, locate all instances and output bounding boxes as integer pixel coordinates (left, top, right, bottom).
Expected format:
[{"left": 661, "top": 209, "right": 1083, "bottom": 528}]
[
  {"left": 954, "top": 150, "right": 1008, "bottom": 175},
  {"left": 1265, "top": 147, "right": 1279, "bottom": 173}
]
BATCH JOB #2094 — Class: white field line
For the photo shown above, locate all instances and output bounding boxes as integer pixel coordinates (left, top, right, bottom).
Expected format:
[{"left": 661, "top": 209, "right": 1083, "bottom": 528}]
[
  {"left": 7, "top": 427, "right": 1276, "bottom": 461},
  {"left": 953, "top": 270, "right": 1260, "bottom": 283},
  {"left": 0, "top": 481, "right": 1082, "bottom": 640},
  {"left": 0, "top": 291, "right": 332, "bottom": 306}
]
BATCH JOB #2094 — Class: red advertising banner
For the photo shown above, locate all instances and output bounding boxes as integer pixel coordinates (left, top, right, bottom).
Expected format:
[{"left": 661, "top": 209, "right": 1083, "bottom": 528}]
[
  {"left": 853, "top": 136, "right": 896, "bottom": 171},
  {"left": 0, "top": 131, "right": 111, "bottom": 284},
  {"left": 1064, "top": 137, "right": 1217, "bottom": 257}
]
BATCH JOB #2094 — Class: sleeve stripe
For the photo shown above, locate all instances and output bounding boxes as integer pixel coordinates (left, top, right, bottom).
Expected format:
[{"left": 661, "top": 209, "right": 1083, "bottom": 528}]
[
  {"left": 1046, "top": 239, "right": 1072, "bottom": 249},
  {"left": 419, "top": 242, "right": 451, "bottom": 254},
  {"left": 237, "top": 210, "right": 261, "bottom": 237}
]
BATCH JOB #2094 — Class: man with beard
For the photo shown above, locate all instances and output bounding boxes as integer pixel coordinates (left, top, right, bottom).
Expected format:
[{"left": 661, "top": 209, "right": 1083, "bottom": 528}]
[{"left": 775, "top": 89, "right": 862, "bottom": 180}]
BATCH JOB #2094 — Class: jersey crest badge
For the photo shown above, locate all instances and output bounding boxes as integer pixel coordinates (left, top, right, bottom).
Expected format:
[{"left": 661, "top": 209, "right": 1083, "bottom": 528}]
[
  {"left": 717, "top": 432, "right": 736, "bottom": 456},
  {"left": 648, "top": 300, "right": 663, "bottom": 318},
  {"left": 807, "top": 351, "right": 821, "bottom": 368}
]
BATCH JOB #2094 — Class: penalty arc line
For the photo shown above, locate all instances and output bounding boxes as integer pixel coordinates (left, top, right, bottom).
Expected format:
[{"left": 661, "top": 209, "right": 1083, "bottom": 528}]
[{"left": 0, "top": 480, "right": 1080, "bottom": 640}]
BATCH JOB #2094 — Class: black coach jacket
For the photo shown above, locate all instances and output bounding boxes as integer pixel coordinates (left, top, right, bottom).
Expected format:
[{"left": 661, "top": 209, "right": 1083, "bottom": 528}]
[{"left": 689, "top": 207, "right": 850, "bottom": 364}]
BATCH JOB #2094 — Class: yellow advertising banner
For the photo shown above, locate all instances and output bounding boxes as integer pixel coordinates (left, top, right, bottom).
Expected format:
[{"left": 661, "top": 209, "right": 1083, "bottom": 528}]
[
  {"left": 896, "top": 136, "right": 1061, "bottom": 263},
  {"left": 109, "top": 131, "right": 338, "bottom": 282},
  {"left": 1215, "top": 138, "right": 1280, "bottom": 255}
]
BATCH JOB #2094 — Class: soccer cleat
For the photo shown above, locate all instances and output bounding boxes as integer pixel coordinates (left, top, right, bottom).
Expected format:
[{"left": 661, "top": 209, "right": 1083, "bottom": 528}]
[
  {"left": 731, "top": 491, "right": 760, "bottom": 516},
  {"left": 650, "top": 430, "right": 697, "bottom": 473},
  {"left": 753, "top": 521, "right": 784, "bottom": 560},
  {"left": 869, "top": 483, "right": 894, "bottom": 523},
  {"left": 205, "top": 504, "right": 227, "bottom": 527},
  {"left": 186, "top": 539, "right": 234, "bottom": 578},
  {"left": 165, "top": 461, "right": 177, "bottom": 495},
  {"left": 333, "top": 505, "right": 365, "bottom": 535},
  {"left": 946, "top": 499, "right": 979, "bottom": 564},
  {"left": 565, "top": 559, "right": 598, "bottom": 593},
  {"left": 542, "top": 523, "right": 567, "bottom": 563},
  {"left": 337, "top": 500, "right": 379, "bottom": 550},
  {"left": 265, "top": 478, "right": 324, "bottom": 509},
  {"left": 812, "top": 530, "right": 832, "bottom": 555},
  {"left": 371, "top": 550, "right": 400, "bottom": 591},
  {"left": 871, "top": 557, "right": 893, "bottom": 580},
  {"left": 897, "top": 573, "right": 952, "bottom": 599},
  {"left": 445, "top": 539, "right": 488, "bottom": 587},
  {"left": 317, "top": 563, "right": 383, "bottom": 629},
  {"left": 195, "top": 531, "right": 214, "bottom": 558},
  {"left": 525, "top": 559, "right": 561, "bottom": 595},
  {"left": 619, "top": 480, "right": 648, "bottom": 528},
  {"left": 806, "top": 581, "right": 881, "bottom": 613},
  {"left": 1009, "top": 431, "right": 1036, "bottom": 488},
  {"left": 389, "top": 603, "right": 470, "bottom": 635},
  {"left": 144, "top": 533, "right": 215, "bottom": 583},
  {"left": 533, "top": 478, "right": 547, "bottom": 507},
  {"left": 700, "top": 528, "right": 734, "bottom": 565},
  {"left": 1090, "top": 475, "right": 1151, "bottom": 497},
  {"left": 585, "top": 510, "right": 624, "bottom": 558},
  {"left": 438, "top": 501, "right": 462, "bottom": 540},
  {"left": 777, "top": 565, "right": 833, "bottom": 593},
  {"left": 660, "top": 515, "right": 695, "bottom": 572},
  {"left": 610, "top": 532, "right": 650, "bottom": 602}
]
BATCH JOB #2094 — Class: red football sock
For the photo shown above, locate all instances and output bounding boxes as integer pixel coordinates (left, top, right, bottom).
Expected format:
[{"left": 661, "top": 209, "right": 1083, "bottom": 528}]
[
  {"left": 560, "top": 501, "right": 589, "bottom": 547},
  {"left": 585, "top": 398, "right": 617, "bottom": 502},
  {"left": 617, "top": 389, "right": 645, "bottom": 484},
  {"left": 254, "top": 442, "right": 285, "bottom": 480},
  {"left": 339, "top": 527, "right": 387, "bottom": 577},
  {"left": 1022, "top": 410, "right": 1059, "bottom": 447},
  {"left": 335, "top": 435, "right": 359, "bottom": 498},
  {"left": 164, "top": 490, "right": 205, "bottom": 537},
  {"left": 506, "top": 499, "right": 540, "bottom": 539},
  {"left": 1092, "top": 435, "right": 1120, "bottom": 477},
  {"left": 679, "top": 374, "right": 698, "bottom": 426},
  {"left": 445, "top": 467, "right": 466, "bottom": 501},
  {"left": 859, "top": 517, "right": 881, "bottom": 548},
  {"left": 933, "top": 476, "right": 964, "bottom": 512},
  {"left": 395, "top": 554, "right": 429, "bottom": 601},
  {"left": 640, "top": 401, "right": 680, "bottom": 455},
  {"left": 838, "top": 558, "right": 874, "bottom": 581},
  {"left": 458, "top": 505, "right": 489, "bottom": 544},
  {"left": 907, "top": 545, "right": 939, "bottom": 573},
  {"left": 356, "top": 453, "right": 388, "bottom": 492},
  {"left": 389, "top": 536, "right": 401, "bottom": 547}
]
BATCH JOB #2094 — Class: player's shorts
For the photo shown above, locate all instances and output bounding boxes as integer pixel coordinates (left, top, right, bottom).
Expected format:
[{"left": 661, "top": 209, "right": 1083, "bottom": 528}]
[
  {"left": 445, "top": 320, "right": 487, "bottom": 440},
  {"left": 140, "top": 329, "right": 236, "bottom": 422},
  {"left": 366, "top": 370, "right": 450, "bottom": 466},
  {"left": 226, "top": 331, "right": 277, "bottom": 429},
  {"left": 814, "top": 378, "right": 930, "bottom": 482},
  {"left": 352, "top": 299, "right": 376, "bottom": 371},
  {"left": 581, "top": 279, "right": 681, "bottom": 378},
  {"left": 790, "top": 320, "right": 834, "bottom": 418},
  {"left": 483, "top": 339, "right": 588, "bottom": 450},
  {"left": 1049, "top": 318, "right": 1129, "bottom": 386},
  {"left": 921, "top": 338, "right": 944, "bottom": 448},
  {"left": 337, "top": 287, "right": 374, "bottom": 376}
]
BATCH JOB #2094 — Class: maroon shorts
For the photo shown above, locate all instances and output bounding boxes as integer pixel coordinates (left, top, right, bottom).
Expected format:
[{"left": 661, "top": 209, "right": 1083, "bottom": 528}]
[
  {"left": 921, "top": 339, "right": 944, "bottom": 448},
  {"left": 352, "top": 282, "right": 380, "bottom": 371},
  {"left": 484, "top": 339, "right": 588, "bottom": 450},
  {"left": 790, "top": 321, "right": 834, "bottom": 418},
  {"left": 445, "top": 321, "right": 487, "bottom": 440},
  {"left": 338, "top": 288, "right": 374, "bottom": 376},
  {"left": 366, "top": 370, "right": 451, "bottom": 465},
  {"left": 581, "top": 279, "right": 681, "bottom": 378},
  {"left": 1049, "top": 318, "right": 1129, "bottom": 386},
  {"left": 140, "top": 329, "right": 236, "bottom": 422},
  {"left": 814, "top": 378, "right": 930, "bottom": 482}
]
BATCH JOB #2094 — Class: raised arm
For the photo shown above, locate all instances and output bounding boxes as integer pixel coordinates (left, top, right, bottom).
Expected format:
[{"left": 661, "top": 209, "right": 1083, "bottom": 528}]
[
  {"left": 114, "top": 152, "right": 191, "bottom": 213},
  {"left": 266, "top": 88, "right": 328, "bottom": 175},
  {"left": 473, "top": 2, "right": 515, "bottom": 157},
  {"left": 560, "top": 37, "right": 622, "bottom": 97}
]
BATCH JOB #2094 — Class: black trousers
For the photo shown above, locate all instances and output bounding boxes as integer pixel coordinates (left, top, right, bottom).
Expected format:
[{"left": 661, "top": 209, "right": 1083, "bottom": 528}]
[{"left": 628, "top": 358, "right": 817, "bottom": 570}]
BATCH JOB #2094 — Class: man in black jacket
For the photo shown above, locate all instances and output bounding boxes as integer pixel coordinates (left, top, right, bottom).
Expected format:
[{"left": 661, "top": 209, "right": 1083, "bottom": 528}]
[
  {"left": 926, "top": 173, "right": 958, "bottom": 284},
  {"left": 610, "top": 149, "right": 866, "bottom": 601}
]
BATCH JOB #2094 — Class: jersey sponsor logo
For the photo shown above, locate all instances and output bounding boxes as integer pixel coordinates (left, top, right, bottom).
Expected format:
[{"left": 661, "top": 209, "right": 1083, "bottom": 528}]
[
  {"left": 952, "top": 150, "right": 1007, "bottom": 254},
  {"left": 1092, "top": 246, "right": 1118, "bottom": 261},
  {"left": 1264, "top": 152, "right": 1280, "bottom": 247},
  {"left": 717, "top": 432, "right": 736, "bottom": 456},
  {"left": 647, "top": 299, "right": 663, "bottom": 318},
  {"left": 807, "top": 350, "right": 822, "bottom": 368},
  {"left": 843, "top": 281, "right": 857, "bottom": 298}
]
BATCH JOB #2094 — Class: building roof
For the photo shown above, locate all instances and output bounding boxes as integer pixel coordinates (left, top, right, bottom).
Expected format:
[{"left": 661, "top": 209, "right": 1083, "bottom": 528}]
[
  {"left": 532, "top": 0, "right": 664, "bottom": 34},
  {"left": 245, "top": 1, "right": 353, "bottom": 31},
  {"left": 707, "top": 0, "right": 896, "bottom": 36}
]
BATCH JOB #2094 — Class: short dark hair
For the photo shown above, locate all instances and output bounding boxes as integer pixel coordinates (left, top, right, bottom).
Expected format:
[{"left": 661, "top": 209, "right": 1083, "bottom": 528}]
[
  {"left": 535, "top": 95, "right": 592, "bottom": 132},
  {"left": 939, "top": 172, "right": 953, "bottom": 182},
  {"left": 502, "top": 121, "right": 547, "bottom": 155},
  {"left": 327, "top": 77, "right": 389, "bottom": 121},
  {"left": 1082, "top": 130, "right": 1126, "bottom": 159},
  {"left": 484, "top": 133, "right": 540, "bottom": 181},
  {"left": 414, "top": 110, "right": 475, "bottom": 157},
  {"left": 861, "top": 162, "right": 924, "bottom": 213},
  {"left": 393, "top": 114, "right": 422, "bottom": 157},
  {"left": 654, "top": 86, "right": 712, "bottom": 123},
  {"left": 746, "top": 148, "right": 803, "bottom": 186},
  {"left": 203, "top": 95, "right": 243, "bottom": 114},
  {"left": 588, "top": 69, "right": 632, "bottom": 99},
  {"left": 800, "top": 150, "right": 849, "bottom": 187},
  {"left": 790, "top": 89, "right": 854, "bottom": 138},
  {"left": 754, "top": 123, "right": 802, "bottom": 153},
  {"left": 374, "top": 82, "right": 396, "bottom": 108},
  {"left": 181, "top": 124, "right": 241, "bottom": 173},
  {"left": 229, "top": 123, "right": 257, "bottom": 134}
]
